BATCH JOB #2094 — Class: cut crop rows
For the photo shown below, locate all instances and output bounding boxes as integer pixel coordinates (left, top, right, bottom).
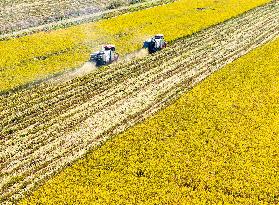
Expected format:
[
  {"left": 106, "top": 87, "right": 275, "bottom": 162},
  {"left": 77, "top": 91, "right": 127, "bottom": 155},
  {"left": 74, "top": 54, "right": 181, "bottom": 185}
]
[{"left": 0, "top": 1, "right": 278, "bottom": 204}]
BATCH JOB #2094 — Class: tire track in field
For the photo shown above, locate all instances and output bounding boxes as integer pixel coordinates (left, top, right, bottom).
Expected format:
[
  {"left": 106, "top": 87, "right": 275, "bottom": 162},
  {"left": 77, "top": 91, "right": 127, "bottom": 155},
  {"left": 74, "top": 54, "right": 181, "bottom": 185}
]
[{"left": 0, "top": 1, "right": 278, "bottom": 204}]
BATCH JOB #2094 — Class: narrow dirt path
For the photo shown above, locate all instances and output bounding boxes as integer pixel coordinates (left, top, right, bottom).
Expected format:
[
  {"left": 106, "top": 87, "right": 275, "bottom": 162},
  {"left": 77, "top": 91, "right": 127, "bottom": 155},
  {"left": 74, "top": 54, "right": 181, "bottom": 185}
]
[{"left": 0, "top": 1, "right": 278, "bottom": 204}]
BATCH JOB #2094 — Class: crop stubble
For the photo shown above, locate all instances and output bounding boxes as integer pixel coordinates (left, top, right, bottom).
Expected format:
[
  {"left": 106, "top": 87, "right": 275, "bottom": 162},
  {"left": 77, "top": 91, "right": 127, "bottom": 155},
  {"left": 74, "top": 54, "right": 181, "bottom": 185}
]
[{"left": 0, "top": 1, "right": 278, "bottom": 204}]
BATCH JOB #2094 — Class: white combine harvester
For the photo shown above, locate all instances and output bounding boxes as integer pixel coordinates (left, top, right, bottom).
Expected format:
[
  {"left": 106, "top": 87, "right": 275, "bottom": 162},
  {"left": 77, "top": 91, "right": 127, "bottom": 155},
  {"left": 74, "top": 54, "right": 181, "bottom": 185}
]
[
  {"left": 90, "top": 44, "right": 119, "bottom": 67},
  {"left": 143, "top": 34, "right": 167, "bottom": 54},
  {"left": 89, "top": 34, "right": 166, "bottom": 67}
]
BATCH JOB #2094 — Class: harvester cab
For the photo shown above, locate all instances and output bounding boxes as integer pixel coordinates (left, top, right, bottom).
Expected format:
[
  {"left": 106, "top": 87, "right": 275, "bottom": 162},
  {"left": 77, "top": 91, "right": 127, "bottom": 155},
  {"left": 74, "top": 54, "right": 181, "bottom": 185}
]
[
  {"left": 143, "top": 34, "right": 167, "bottom": 54},
  {"left": 90, "top": 45, "right": 119, "bottom": 67}
]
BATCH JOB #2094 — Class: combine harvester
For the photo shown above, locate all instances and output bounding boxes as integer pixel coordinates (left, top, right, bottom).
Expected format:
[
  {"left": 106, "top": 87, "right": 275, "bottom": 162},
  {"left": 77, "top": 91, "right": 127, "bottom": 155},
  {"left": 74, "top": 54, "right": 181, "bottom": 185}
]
[
  {"left": 143, "top": 34, "right": 167, "bottom": 54},
  {"left": 90, "top": 44, "right": 119, "bottom": 67},
  {"left": 89, "top": 34, "right": 167, "bottom": 67}
]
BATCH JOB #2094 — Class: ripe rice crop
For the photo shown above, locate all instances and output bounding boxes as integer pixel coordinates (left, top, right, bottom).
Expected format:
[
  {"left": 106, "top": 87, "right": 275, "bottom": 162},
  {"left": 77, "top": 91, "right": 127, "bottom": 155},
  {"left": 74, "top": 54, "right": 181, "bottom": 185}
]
[
  {"left": 18, "top": 35, "right": 279, "bottom": 205},
  {"left": 1, "top": 2, "right": 278, "bottom": 203},
  {"left": 0, "top": 0, "right": 271, "bottom": 92}
]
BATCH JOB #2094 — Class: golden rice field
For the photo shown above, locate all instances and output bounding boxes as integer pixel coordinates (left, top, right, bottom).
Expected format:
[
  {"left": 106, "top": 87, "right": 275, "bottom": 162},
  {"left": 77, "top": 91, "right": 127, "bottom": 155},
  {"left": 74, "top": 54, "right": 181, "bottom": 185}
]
[
  {"left": 1, "top": 1, "right": 278, "bottom": 203},
  {"left": 18, "top": 35, "right": 279, "bottom": 204},
  {"left": 0, "top": 0, "right": 271, "bottom": 91}
]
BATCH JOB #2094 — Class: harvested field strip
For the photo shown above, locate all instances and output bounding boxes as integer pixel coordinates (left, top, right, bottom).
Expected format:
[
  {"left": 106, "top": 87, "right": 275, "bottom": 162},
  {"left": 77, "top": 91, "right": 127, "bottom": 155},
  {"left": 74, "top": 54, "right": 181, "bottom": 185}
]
[
  {"left": 0, "top": 0, "right": 271, "bottom": 91},
  {"left": 19, "top": 36, "right": 279, "bottom": 205},
  {"left": 1, "top": 2, "right": 278, "bottom": 204}
]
